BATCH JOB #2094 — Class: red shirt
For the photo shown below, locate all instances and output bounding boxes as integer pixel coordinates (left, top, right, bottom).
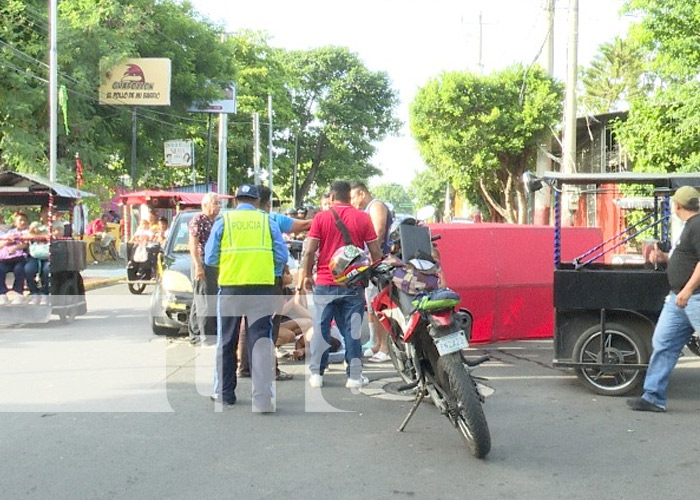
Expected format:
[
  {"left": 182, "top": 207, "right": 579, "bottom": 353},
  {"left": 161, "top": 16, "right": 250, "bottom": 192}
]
[{"left": 307, "top": 203, "right": 377, "bottom": 285}]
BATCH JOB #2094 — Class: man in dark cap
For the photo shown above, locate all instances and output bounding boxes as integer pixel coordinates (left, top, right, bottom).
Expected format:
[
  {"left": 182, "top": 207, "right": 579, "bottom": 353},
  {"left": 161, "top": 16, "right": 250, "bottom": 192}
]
[
  {"left": 628, "top": 185, "right": 700, "bottom": 412},
  {"left": 205, "top": 184, "right": 288, "bottom": 411}
]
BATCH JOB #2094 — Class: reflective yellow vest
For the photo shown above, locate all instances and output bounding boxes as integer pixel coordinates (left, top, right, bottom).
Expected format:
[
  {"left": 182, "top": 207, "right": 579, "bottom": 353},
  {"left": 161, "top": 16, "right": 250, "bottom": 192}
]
[{"left": 218, "top": 210, "right": 274, "bottom": 286}]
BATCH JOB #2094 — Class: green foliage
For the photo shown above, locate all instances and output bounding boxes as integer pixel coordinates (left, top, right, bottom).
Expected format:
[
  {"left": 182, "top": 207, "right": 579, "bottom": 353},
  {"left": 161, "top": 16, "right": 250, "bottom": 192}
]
[
  {"left": 279, "top": 47, "right": 400, "bottom": 203},
  {"left": 579, "top": 36, "right": 650, "bottom": 115},
  {"left": 616, "top": 81, "right": 700, "bottom": 173},
  {"left": 613, "top": 1, "right": 700, "bottom": 173},
  {"left": 370, "top": 182, "right": 412, "bottom": 214},
  {"left": 409, "top": 169, "right": 447, "bottom": 221},
  {"left": 0, "top": 1, "right": 400, "bottom": 211},
  {"left": 625, "top": 0, "right": 700, "bottom": 80},
  {"left": 410, "top": 65, "right": 563, "bottom": 223}
]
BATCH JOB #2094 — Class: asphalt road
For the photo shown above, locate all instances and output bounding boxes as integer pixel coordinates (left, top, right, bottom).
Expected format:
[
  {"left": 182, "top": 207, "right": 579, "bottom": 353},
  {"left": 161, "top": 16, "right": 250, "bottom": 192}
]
[{"left": 1, "top": 284, "right": 700, "bottom": 499}]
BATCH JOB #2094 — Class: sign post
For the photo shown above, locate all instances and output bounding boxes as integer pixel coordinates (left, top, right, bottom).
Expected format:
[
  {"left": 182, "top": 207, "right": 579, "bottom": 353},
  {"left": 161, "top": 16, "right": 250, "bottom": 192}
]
[
  {"left": 188, "top": 83, "right": 237, "bottom": 195},
  {"left": 165, "top": 140, "right": 195, "bottom": 188}
]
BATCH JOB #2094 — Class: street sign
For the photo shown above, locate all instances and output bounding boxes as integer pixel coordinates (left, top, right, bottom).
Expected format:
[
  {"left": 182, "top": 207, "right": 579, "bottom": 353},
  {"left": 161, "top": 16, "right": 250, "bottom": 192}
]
[
  {"left": 188, "top": 83, "right": 237, "bottom": 114},
  {"left": 164, "top": 140, "right": 194, "bottom": 167}
]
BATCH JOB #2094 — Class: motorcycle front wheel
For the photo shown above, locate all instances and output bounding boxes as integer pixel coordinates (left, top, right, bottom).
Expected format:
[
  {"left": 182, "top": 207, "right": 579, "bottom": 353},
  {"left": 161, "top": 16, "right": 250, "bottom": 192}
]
[
  {"left": 439, "top": 352, "right": 491, "bottom": 458},
  {"left": 386, "top": 323, "right": 418, "bottom": 384}
]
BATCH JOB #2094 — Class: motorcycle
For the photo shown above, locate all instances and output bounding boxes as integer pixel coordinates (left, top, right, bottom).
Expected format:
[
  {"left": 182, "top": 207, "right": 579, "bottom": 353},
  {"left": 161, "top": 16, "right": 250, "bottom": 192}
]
[{"left": 360, "top": 214, "right": 492, "bottom": 458}]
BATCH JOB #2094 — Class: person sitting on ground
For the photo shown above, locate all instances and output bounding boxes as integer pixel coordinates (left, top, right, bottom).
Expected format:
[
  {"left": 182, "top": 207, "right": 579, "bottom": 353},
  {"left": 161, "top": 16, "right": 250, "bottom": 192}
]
[{"left": 277, "top": 265, "right": 313, "bottom": 349}]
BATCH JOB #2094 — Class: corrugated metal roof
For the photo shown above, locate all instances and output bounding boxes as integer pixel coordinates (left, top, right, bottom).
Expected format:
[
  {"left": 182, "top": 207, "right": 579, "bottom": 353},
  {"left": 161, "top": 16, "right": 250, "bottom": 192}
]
[{"left": 0, "top": 170, "right": 95, "bottom": 199}]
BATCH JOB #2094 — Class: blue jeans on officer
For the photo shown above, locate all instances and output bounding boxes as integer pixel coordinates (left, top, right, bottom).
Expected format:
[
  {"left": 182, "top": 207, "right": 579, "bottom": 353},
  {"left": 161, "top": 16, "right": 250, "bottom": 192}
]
[{"left": 214, "top": 285, "right": 278, "bottom": 411}]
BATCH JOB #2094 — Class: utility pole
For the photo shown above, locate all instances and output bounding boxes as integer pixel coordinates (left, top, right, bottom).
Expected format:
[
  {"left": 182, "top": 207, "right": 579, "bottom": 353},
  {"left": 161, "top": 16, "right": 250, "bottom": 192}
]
[
  {"left": 217, "top": 114, "right": 228, "bottom": 196},
  {"left": 561, "top": 0, "right": 579, "bottom": 225},
  {"left": 292, "top": 133, "right": 299, "bottom": 208},
  {"left": 533, "top": 0, "right": 555, "bottom": 224},
  {"left": 48, "top": 0, "right": 58, "bottom": 182},
  {"left": 130, "top": 107, "right": 137, "bottom": 189},
  {"left": 562, "top": 0, "right": 578, "bottom": 175},
  {"left": 252, "top": 112, "right": 261, "bottom": 184},
  {"left": 267, "top": 96, "right": 274, "bottom": 205}
]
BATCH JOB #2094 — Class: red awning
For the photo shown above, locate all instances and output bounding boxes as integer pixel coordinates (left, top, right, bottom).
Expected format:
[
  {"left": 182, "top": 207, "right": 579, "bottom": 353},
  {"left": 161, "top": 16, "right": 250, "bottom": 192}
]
[{"left": 119, "top": 190, "right": 232, "bottom": 208}]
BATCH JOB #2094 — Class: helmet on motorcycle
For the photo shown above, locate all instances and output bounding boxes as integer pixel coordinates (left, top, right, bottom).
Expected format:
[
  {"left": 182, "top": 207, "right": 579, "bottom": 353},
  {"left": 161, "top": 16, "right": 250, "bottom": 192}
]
[{"left": 328, "top": 245, "right": 370, "bottom": 285}]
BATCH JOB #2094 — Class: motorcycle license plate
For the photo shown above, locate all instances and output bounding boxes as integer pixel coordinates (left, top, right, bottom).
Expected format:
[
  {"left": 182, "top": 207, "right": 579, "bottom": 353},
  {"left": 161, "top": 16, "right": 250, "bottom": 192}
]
[{"left": 434, "top": 330, "right": 468, "bottom": 356}]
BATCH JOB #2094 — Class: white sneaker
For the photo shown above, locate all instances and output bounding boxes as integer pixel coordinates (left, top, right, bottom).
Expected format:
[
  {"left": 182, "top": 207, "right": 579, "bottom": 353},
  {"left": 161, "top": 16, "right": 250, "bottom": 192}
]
[
  {"left": 39, "top": 295, "right": 49, "bottom": 306},
  {"left": 308, "top": 374, "right": 323, "bottom": 388},
  {"left": 28, "top": 295, "right": 41, "bottom": 305},
  {"left": 0, "top": 294, "right": 8, "bottom": 305},
  {"left": 345, "top": 375, "right": 369, "bottom": 389},
  {"left": 10, "top": 295, "right": 27, "bottom": 305}
]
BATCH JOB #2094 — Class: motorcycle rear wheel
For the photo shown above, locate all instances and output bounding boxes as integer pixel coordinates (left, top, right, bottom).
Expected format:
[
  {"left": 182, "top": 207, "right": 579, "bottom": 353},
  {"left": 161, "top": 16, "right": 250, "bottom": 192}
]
[{"left": 439, "top": 352, "right": 491, "bottom": 458}]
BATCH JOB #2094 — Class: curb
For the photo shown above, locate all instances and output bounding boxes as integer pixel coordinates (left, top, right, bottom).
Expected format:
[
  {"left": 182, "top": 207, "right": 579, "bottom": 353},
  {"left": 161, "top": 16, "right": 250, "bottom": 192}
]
[{"left": 83, "top": 277, "right": 124, "bottom": 291}]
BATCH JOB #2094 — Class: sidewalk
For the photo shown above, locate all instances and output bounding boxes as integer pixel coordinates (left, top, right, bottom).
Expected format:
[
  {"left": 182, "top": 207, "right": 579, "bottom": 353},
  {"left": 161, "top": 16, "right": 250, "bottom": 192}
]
[{"left": 82, "top": 259, "right": 126, "bottom": 291}]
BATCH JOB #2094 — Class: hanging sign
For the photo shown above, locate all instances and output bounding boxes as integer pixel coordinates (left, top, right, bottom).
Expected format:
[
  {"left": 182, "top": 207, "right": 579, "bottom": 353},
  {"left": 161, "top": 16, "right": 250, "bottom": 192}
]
[{"left": 99, "top": 58, "right": 172, "bottom": 106}]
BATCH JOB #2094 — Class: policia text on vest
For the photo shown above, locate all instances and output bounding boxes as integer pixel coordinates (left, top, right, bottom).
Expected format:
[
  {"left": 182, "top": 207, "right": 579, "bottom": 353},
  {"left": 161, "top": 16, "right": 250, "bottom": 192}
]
[{"left": 219, "top": 210, "right": 274, "bottom": 286}]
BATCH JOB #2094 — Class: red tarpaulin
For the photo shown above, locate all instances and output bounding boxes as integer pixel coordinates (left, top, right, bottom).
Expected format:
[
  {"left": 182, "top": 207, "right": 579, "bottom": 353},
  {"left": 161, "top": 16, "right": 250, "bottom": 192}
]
[
  {"left": 431, "top": 223, "right": 603, "bottom": 344},
  {"left": 119, "top": 190, "right": 231, "bottom": 208}
]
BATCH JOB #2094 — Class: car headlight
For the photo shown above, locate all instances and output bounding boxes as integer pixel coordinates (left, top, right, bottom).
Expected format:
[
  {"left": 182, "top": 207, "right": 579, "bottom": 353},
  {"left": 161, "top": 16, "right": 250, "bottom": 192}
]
[{"left": 161, "top": 269, "right": 193, "bottom": 293}]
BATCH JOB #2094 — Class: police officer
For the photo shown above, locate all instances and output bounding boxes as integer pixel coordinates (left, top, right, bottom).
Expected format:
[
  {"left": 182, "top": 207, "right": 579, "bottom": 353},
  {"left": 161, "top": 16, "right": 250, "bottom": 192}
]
[{"left": 205, "top": 184, "right": 289, "bottom": 412}]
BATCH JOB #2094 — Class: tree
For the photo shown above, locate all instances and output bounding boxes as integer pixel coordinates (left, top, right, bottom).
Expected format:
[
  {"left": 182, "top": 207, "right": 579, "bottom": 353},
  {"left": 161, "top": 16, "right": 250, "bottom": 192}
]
[
  {"left": 579, "top": 36, "right": 649, "bottom": 115},
  {"left": 614, "top": 0, "right": 700, "bottom": 173},
  {"left": 278, "top": 47, "right": 400, "bottom": 203},
  {"left": 370, "top": 182, "right": 412, "bottom": 214},
  {"left": 625, "top": 0, "right": 700, "bottom": 81},
  {"left": 409, "top": 169, "right": 447, "bottom": 221},
  {"left": 410, "top": 65, "right": 563, "bottom": 224},
  {"left": 0, "top": 0, "right": 236, "bottom": 191},
  {"left": 0, "top": 3, "right": 400, "bottom": 206}
]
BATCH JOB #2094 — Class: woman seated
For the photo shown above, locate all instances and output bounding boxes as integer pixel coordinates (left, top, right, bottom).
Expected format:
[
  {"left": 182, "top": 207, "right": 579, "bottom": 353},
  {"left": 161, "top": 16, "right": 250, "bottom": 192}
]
[
  {"left": 24, "top": 218, "right": 51, "bottom": 305},
  {"left": 0, "top": 212, "right": 29, "bottom": 305}
]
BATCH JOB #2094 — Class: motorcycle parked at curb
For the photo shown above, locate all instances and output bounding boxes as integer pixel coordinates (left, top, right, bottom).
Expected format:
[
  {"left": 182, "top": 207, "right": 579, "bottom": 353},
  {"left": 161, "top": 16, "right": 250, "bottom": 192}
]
[{"left": 355, "top": 214, "right": 492, "bottom": 458}]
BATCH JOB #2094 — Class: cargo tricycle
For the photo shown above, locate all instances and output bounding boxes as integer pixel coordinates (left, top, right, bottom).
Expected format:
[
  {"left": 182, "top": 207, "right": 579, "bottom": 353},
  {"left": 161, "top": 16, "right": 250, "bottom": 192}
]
[{"left": 528, "top": 171, "right": 700, "bottom": 396}]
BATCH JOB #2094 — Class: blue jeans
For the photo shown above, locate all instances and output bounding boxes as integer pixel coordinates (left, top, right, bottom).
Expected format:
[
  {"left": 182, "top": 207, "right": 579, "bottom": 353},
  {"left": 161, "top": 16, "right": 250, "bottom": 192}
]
[
  {"left": 25, "top": 257, "right": 49, "bottom": 295},
  {"left": 642, "top": 292, "right": 700, "bottom": 408},
  {"left": 309, "top": 285, "right": 366, "bottom": 378},
  {"left": 0, "top": 257, "right": 26, "bottom": 295}
]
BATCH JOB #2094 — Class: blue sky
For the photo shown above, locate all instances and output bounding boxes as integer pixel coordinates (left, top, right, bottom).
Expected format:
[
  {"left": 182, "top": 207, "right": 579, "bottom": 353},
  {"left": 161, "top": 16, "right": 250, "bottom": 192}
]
[{"left": 190, "top": 0, "right": 633, "bottom": 186}]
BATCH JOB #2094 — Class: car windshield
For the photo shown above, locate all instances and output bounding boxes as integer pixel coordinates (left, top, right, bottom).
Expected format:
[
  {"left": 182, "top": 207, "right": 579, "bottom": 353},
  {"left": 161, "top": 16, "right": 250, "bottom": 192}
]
[{"left": 169, "top": 213, "right": 194, "bottom": 253}]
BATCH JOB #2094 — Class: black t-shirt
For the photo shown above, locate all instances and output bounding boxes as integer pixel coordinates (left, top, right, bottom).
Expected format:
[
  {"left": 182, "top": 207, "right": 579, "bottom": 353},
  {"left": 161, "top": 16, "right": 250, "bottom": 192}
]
[{"left": 667, "top": 214, "right": 700, "bottom": 293}]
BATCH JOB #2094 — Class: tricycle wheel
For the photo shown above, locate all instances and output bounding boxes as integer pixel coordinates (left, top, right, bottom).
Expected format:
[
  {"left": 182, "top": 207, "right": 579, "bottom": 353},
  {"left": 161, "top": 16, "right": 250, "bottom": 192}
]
[
  {"left": 128, "top": 283, "right": 147, "bottom": 295},
  {"left": 573, "top": 322, "right": 648, "bottom": 396},
  {"left": 57, "top": 279, "right": 78, "bottom": 324}
]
